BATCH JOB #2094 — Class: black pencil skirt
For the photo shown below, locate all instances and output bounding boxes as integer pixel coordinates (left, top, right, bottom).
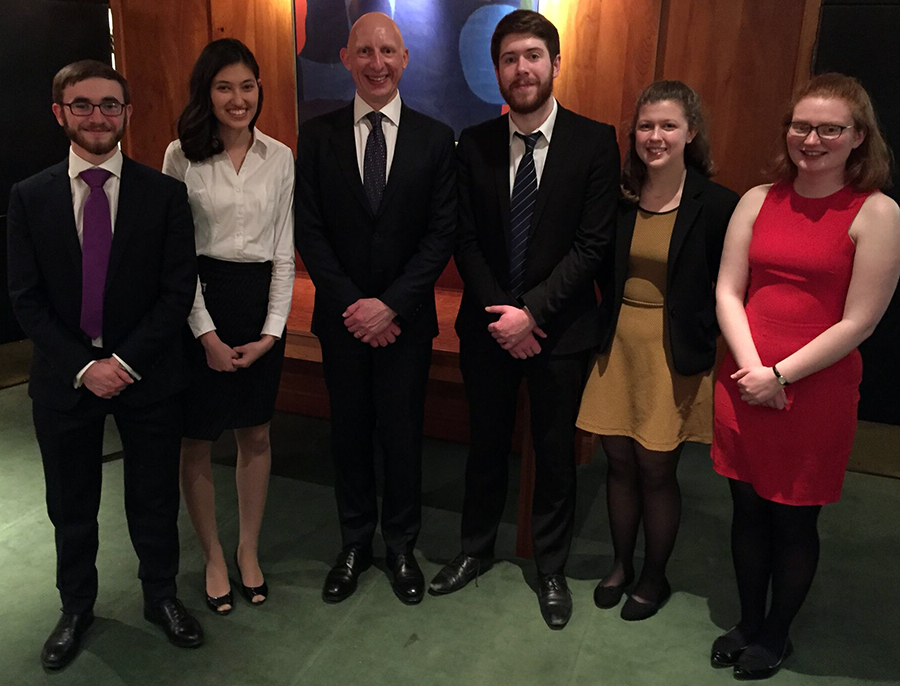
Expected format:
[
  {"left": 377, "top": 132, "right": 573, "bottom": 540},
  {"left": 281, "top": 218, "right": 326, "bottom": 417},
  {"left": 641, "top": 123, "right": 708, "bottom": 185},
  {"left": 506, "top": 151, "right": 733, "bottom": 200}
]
[{"left": 182, "top": 256, "right": 286, "bottom": 441}]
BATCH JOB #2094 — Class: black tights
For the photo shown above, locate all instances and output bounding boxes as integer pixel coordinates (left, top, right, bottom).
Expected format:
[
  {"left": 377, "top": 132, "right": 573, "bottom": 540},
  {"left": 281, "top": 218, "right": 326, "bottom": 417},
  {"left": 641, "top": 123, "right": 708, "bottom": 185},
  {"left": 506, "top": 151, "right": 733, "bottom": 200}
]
[
  {"left": 599, "top": 436, "right": 683, "bottom": 601},
  {"left": 729, "top": 478, "right": 821, "bottom": 652}
]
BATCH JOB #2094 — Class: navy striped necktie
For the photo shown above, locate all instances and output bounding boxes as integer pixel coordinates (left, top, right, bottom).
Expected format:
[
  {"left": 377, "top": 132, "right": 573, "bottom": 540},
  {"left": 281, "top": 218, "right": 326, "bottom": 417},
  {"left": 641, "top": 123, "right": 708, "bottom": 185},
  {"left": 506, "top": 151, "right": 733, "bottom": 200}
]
[{"left": 509, "top": 131, "right": 541, "bottom": 298}]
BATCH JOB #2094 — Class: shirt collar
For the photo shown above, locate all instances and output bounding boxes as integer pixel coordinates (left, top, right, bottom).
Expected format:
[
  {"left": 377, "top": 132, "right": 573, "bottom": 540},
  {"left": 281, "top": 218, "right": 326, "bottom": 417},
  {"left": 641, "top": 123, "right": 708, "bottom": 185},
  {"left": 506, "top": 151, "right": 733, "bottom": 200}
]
[
  {"left": 68, "top": 147, "right": 123, "bottom": 181},
  {"left": 508, "top": 97, "right": 558, "bottom": 146},
  {"left": 353, "top": 92, "right": 402, "bottom": 127},
  {"left": 249, "top": 129, "right": 269, "bottom": 158}
]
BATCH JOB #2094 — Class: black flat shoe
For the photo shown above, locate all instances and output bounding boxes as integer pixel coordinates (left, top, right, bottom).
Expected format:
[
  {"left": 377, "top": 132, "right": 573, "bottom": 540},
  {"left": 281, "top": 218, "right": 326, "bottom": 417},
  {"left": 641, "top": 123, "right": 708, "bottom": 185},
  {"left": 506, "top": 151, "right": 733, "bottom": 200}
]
[
  {"left": 234, "top": 552, "right": 268, "bottom": 605},
  {"left": 593, "top": 573, "right": 634, "bottom": 609},
  {"left": 144, "top": 598, "right": 204, "bottom": 648},
  {"left": 711, "top": 626, "right": 755, "bottom": 668},
  {"left": 205, "top": 590, "right": 234, "bottom": 615},
  {"left": 538, "top": 574, "right": 573, "bottom": 630},
  {"left": 41, "top": 611, "right": 94, "bottom": 670},
  {"left": 322, "top": 546, "right": 372, "bottom": 603},
  {"left": 620, "top": 580, "right": 671, "bottom": 621},
  {"left": 387, "top": 552, "right": 425, "bottom": 605},
  {"left": 733, "top": 639, "right": 793, "bottom": 680},
  {"left": 429, "top": 552, "right": 493, "bottom": 596}
]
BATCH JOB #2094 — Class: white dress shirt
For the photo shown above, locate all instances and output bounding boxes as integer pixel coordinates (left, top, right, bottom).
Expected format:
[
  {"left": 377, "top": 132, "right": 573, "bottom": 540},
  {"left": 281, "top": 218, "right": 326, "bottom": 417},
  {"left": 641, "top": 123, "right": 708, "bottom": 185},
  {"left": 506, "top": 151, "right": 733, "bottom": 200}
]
[
  {"left": 352, "top": 92, "right": 402, "bottom": 183},
  {"left": 68, "top": 147, "right": 140, "bottom": 386},
  {"left": 162, "top": 130, "right": 295, "bottom": 339},
  {"left": 508, "top": 97, "right": 559, "bottom": 196}
]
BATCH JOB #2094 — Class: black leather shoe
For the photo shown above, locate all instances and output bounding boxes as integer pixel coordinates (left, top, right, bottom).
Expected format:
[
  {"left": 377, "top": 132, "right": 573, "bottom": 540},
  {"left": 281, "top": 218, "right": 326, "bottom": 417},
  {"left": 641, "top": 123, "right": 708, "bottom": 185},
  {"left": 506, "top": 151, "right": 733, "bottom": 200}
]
[
  {"left": 234, "top": 552, "right": 268, "bottom": 605},
  {"left": 537, "top": 574, "right": 572, "bottom": 630},
  {"left": 711, "top": 626, "right": 755, "bottom": 668},
  {"left": 733, "top": 639, "right": 793, "bottom": 680},
  {"left": 429, "top": 552, "right": 493, "bottom": 595},
  {"left": 593, "top": 573, "right": 634, "bottom": 609},
  {"left": 620, "top": 580, "right": 671, "bottom": 621},
  {"left": 322, "top": 547, "right": 372, "bottom": 604},
  {"left": 40, "top": 611, "right": 94, "bottom": 670},
  {"left": 143, "top": 598, "right": 204, "bottom": 648},
  {"left": 387, "top": 552, "right": 425, "bottom": 605}
]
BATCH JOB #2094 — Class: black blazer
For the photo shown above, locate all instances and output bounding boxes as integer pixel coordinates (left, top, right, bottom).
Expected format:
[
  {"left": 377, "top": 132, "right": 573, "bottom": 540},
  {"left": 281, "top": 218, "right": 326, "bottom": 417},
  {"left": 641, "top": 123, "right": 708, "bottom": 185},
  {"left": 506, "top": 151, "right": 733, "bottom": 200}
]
[
  {"left": 454, "top": 105, "right": 620, "bottom": 355},
  {"left": 295, "top": 101, "right": 457, "bottom": 345},
  {"left": 597, "top": 167, "right": 739, "bottom": 375},
  {"left": 7, "top": 156, "right": 197, "bottom": 411}
]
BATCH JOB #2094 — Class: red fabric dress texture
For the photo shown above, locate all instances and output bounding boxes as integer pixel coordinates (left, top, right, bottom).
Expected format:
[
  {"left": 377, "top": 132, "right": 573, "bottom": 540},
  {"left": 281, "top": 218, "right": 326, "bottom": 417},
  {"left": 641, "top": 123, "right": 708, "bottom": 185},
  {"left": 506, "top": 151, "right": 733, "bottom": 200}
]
[{"left": 711, "top": 181, "right": 872, "bottom": 505}]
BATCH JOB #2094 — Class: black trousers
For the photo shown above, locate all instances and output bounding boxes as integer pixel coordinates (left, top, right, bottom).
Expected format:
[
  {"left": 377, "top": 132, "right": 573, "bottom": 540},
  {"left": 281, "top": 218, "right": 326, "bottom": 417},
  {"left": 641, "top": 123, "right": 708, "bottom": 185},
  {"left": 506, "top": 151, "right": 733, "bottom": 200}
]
[
  {"left": 459, "top": 338, "right": 591, "bottom": 576},
  {"left": 320, "top": 337, "right": 432, "bottom": 556},
  {"left": 33, "top": 393, "right": 182, "bottom": 614}
]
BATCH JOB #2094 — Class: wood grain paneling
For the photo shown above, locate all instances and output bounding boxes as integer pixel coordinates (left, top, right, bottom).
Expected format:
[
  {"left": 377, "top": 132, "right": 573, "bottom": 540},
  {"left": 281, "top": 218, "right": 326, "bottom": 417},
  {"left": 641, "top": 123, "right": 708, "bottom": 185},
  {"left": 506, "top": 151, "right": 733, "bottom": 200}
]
[
  {"left": 210, "top": 0, "right": 298, "bottom": 152},
  {"left": 657, "top": 0, "right": 823, "bottom": 193},
  {"left": 542, "top": 0, "right": 662, "bottom": 150},
  {"left": 110, "top": 0, "right": 210, "bottom": 168}
]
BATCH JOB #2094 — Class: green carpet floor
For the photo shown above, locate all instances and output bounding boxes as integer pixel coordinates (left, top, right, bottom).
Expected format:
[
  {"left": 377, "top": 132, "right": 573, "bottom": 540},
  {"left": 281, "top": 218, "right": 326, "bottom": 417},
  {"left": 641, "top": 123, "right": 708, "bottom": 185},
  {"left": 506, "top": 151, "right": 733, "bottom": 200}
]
[{"left": 1, "top": 381, "right": 898, "bottom": 685}]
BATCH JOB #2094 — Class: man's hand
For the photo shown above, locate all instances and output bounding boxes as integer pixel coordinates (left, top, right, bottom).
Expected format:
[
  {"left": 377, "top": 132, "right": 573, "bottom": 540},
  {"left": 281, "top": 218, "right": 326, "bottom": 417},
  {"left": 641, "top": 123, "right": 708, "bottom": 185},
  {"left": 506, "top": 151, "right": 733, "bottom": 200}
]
[
  {"left": 506, "top": 332, "right": 544, "bottom": 359},
  {"left": 344, "top": 298, "right": 398, "bottom": 342},
  {"left": 362, "top": 320, "right": 402, "bottom": 347},
  {"left": 200, "top": 331, "right": 239, "bottom": 372},
  {"left": 234, "top": 335, "right": 277, "bottom": 368},
  {"left": 82, "top": 358, "right": 133, "bottom": 399},
  {"left": 485, "top": 305, "right": 537, "bottom": 348}
]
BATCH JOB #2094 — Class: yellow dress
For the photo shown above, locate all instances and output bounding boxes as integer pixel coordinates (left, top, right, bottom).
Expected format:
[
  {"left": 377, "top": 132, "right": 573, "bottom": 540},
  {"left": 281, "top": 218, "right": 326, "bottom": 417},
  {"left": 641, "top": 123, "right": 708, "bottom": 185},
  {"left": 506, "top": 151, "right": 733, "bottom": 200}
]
[{"left": 576, "top": 208, "right": 716, "bottom": 450}]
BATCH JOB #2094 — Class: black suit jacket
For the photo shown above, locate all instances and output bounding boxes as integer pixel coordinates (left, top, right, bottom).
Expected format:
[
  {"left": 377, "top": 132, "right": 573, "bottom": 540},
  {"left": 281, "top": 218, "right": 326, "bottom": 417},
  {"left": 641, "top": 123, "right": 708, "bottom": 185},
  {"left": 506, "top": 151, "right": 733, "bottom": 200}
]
[
  {"left": 7, "top": 156, "right": 197, "bottom": 411},
  {"left": 454, "top": 105, "right": 620, "bottom": 355},
  {"left": 295, "top": 101, "right": 456, "bottom": 344},
  {"left": 597, "top": 167, "right": 739, "bottom": 375}
]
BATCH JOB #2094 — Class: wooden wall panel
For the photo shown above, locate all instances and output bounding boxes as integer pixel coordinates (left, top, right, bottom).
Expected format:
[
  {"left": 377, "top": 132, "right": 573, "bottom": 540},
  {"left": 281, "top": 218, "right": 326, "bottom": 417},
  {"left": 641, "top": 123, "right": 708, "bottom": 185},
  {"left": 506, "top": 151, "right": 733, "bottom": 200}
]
[
  {"left": 110, "top": 0, "right": 210, "bottom": 168},
  {"left": 543, "top": 0, "right": 662, "bottom": 149},
  {"left": 209, "top": 0, "right": 298, "bottom": 152},
  {"left": 657, "top": 0, "right": 822, "bottom": 194}
]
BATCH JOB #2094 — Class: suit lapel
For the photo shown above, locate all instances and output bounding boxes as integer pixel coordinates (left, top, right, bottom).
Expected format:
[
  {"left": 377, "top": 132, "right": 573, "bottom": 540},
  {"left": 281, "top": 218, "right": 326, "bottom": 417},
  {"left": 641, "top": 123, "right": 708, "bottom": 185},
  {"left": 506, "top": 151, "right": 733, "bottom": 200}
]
[
  {"left": 107, "top": 156, "right": 138, "bottom": 284},
  {"left": 48, "top": 161, "right": 82, "bottom": 271},
  {"left": 330, "top": 104, "right": 373, "bottom": 217},
  {"left": 529, "top": 106, "right": 572, "bottom": 235},
  {"left": 377, "top": 103, "right": 416, "bottom": 216},
  {"left": 492, "top": 115, "right": 512, "bottom": 241},
  {"left": 667, "top": 167, "right": 703, "bottom": 283}
]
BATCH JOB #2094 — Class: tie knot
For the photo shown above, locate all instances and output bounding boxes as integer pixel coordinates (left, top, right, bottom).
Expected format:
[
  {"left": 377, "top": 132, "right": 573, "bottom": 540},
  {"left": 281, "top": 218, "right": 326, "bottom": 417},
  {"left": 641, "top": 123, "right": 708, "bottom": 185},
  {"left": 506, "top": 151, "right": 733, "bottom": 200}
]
[
  {"left": 516, "top": 131, "right": 541, "bottom": 153},
  {"left": 80, "top": 168, "right": 112, "bottom": 189},
  {"left": 366, "top": 111, "right": 385, "bottom": 128}
]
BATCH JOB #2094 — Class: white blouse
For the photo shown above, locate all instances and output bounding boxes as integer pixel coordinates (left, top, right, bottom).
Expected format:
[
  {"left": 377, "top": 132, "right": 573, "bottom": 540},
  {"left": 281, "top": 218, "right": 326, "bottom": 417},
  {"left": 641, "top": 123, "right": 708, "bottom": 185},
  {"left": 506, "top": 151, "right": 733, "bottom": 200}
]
[{"left": 162, "top": 130, "right": 295, "bottom": 339}]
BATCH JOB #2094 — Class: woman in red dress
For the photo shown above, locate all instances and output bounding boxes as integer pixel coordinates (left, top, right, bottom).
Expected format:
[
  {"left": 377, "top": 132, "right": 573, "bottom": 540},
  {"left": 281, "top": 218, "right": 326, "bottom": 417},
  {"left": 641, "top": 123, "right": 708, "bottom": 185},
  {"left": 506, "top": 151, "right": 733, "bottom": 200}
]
[{"left": 711, "top": 73, "right": 900, "bottom": 679}]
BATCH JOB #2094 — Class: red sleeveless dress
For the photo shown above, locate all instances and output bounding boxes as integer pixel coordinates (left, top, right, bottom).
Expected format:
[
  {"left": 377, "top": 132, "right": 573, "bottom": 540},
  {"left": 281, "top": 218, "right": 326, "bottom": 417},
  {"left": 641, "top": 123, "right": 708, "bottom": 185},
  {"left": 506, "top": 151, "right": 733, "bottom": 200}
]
[{"left": 711, "top": 181, "right": 872, "bottom": 505}]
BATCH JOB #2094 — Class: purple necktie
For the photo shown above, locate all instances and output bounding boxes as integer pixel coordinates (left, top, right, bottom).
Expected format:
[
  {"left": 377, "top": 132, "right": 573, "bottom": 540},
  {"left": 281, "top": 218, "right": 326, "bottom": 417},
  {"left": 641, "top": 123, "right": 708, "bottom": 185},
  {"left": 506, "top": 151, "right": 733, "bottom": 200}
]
[{"left": 79, "top": 168, "right": 113, "bottom": 340}]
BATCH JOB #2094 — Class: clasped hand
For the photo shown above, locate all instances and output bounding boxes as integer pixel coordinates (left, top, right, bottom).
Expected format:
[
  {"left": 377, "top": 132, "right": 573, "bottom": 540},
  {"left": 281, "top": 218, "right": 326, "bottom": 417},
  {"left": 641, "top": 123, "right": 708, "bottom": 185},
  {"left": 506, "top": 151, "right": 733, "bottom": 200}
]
[
  {"left": 82, "top": 357, "right": 134, "bottom": 399},
  {"left": 343, "top": 298, "right": 400, "bottom": 347},
  {"left": 732, "top": 365, "right": 789, "bottom": 410},
  {"left": 485, "top": 305, "right": 547, "bottom": 359},
  {"left": 201, "top": 331, "right": 276, "bottom": 371}
]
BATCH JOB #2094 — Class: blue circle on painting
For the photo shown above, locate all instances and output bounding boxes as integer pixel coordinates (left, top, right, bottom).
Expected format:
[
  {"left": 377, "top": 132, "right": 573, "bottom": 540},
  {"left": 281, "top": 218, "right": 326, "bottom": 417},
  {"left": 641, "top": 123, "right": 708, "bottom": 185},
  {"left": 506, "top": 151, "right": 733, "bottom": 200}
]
[{"left": 459, "top": 4, "right": 517, "bottom": 105}]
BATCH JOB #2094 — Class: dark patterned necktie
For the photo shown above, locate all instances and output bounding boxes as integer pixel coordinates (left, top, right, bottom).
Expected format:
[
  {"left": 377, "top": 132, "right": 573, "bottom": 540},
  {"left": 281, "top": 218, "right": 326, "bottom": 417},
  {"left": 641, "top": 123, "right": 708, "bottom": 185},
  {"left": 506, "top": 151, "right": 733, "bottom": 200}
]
[
  {"left": 79, "top": 168, "right": 113, "bottom": 339},
  {"left": 364, "top": 111, "right": 386, "bottom": 212},
  {"left": 509, "top": 132, "right": 541, "bottom": 298}
]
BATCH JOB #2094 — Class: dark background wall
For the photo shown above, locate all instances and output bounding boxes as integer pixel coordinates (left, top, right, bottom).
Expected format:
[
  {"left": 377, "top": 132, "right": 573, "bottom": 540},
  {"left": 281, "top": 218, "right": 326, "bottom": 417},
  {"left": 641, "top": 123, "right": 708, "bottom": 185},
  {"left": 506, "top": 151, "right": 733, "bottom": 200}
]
[
  {"left": 0, "top": 0, "right": 111, "bottom": 344},
  {"left": 815, "top": 0, "right": 900, "bottom": 423}
]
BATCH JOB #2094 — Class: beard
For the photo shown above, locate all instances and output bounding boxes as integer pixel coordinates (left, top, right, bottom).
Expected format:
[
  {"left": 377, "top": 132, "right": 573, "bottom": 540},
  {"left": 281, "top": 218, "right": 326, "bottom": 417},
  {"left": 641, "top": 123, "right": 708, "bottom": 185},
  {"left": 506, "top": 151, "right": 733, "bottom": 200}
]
[
  {"left": 500, "top": 76, "right": 554, "bottom": 115},
  {"left": 61, "top": 111, "right": 126, "bottom": 156}
]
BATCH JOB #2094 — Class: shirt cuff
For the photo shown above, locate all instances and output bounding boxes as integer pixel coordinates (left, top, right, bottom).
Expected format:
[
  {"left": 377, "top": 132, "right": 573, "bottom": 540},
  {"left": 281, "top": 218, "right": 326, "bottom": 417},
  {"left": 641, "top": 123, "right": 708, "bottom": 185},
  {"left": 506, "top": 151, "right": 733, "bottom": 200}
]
[
  {"left": 112, "top": 354, "right": 142, "bottom": 381},
  {"left": 188, "top": 311, "right": 216, "bottom": 339},
  {"left": 262, "top": 314, "right": 287, "bottom": 339},
  {"left": 73, "top": 360, "right": 96, "bottom": 388}
]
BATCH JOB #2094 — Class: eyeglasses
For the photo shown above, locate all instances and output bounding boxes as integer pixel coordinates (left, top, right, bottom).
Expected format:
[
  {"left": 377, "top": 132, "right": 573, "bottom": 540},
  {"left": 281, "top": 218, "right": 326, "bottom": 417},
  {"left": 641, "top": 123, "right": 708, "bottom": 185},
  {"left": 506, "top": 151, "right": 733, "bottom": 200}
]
[
  {"left": 788, "top": 122, "right": 853, "bottom": 140},
  {"left": 62, "top": 100, "right": 125, "bottom": 117}
]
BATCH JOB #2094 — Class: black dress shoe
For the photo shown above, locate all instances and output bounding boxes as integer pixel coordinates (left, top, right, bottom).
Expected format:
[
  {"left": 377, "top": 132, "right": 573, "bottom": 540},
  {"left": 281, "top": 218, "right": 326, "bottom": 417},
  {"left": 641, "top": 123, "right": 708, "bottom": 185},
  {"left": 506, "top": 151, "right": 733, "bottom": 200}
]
[
  {"left": 620, "top": 580, "right": 671, "bottom": 621},
  {"left": 537, "top": 574, "right": 572, "bottom": 630},
  {"left": 592, "top": 573, "right": 634, "bottom": 609},
  {"left": 322, "top": 547, "right": 372, "bottom": 604},
  {"left": 387, "top": 552, "right": 425, "bottom": 605},
  {"left": 40, "top": 611, "right": 94, "bottom": 670},
  {"left": 711, "top": 626, "right": 755, "bottom": 668},
  {"left": 143, "top": 598, "right": 204, "bottom": 648},
  {"left": 429, "top": 552, "right": 493, "bottom": 595},
  {"left": 234, "top": 552, "right": 268, "bottom": 605},
  {"left": 733, "top": 639, "right": 793, "bottom": 680}
]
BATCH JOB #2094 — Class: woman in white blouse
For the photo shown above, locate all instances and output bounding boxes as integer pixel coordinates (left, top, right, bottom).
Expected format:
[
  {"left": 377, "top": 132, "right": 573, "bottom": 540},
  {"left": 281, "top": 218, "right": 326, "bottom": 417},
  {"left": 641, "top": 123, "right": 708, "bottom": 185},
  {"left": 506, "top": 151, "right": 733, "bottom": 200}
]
[{"left": 163, "top": 39, "right": 294, "bottom": 615}]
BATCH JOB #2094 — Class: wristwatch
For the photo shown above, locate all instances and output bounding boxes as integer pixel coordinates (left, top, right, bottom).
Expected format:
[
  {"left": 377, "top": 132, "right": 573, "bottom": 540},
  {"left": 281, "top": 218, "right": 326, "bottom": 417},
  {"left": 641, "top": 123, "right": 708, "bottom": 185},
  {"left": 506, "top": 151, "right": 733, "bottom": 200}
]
[{"left": 772, "top": 365, "right": 790, "bottom": 386}]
